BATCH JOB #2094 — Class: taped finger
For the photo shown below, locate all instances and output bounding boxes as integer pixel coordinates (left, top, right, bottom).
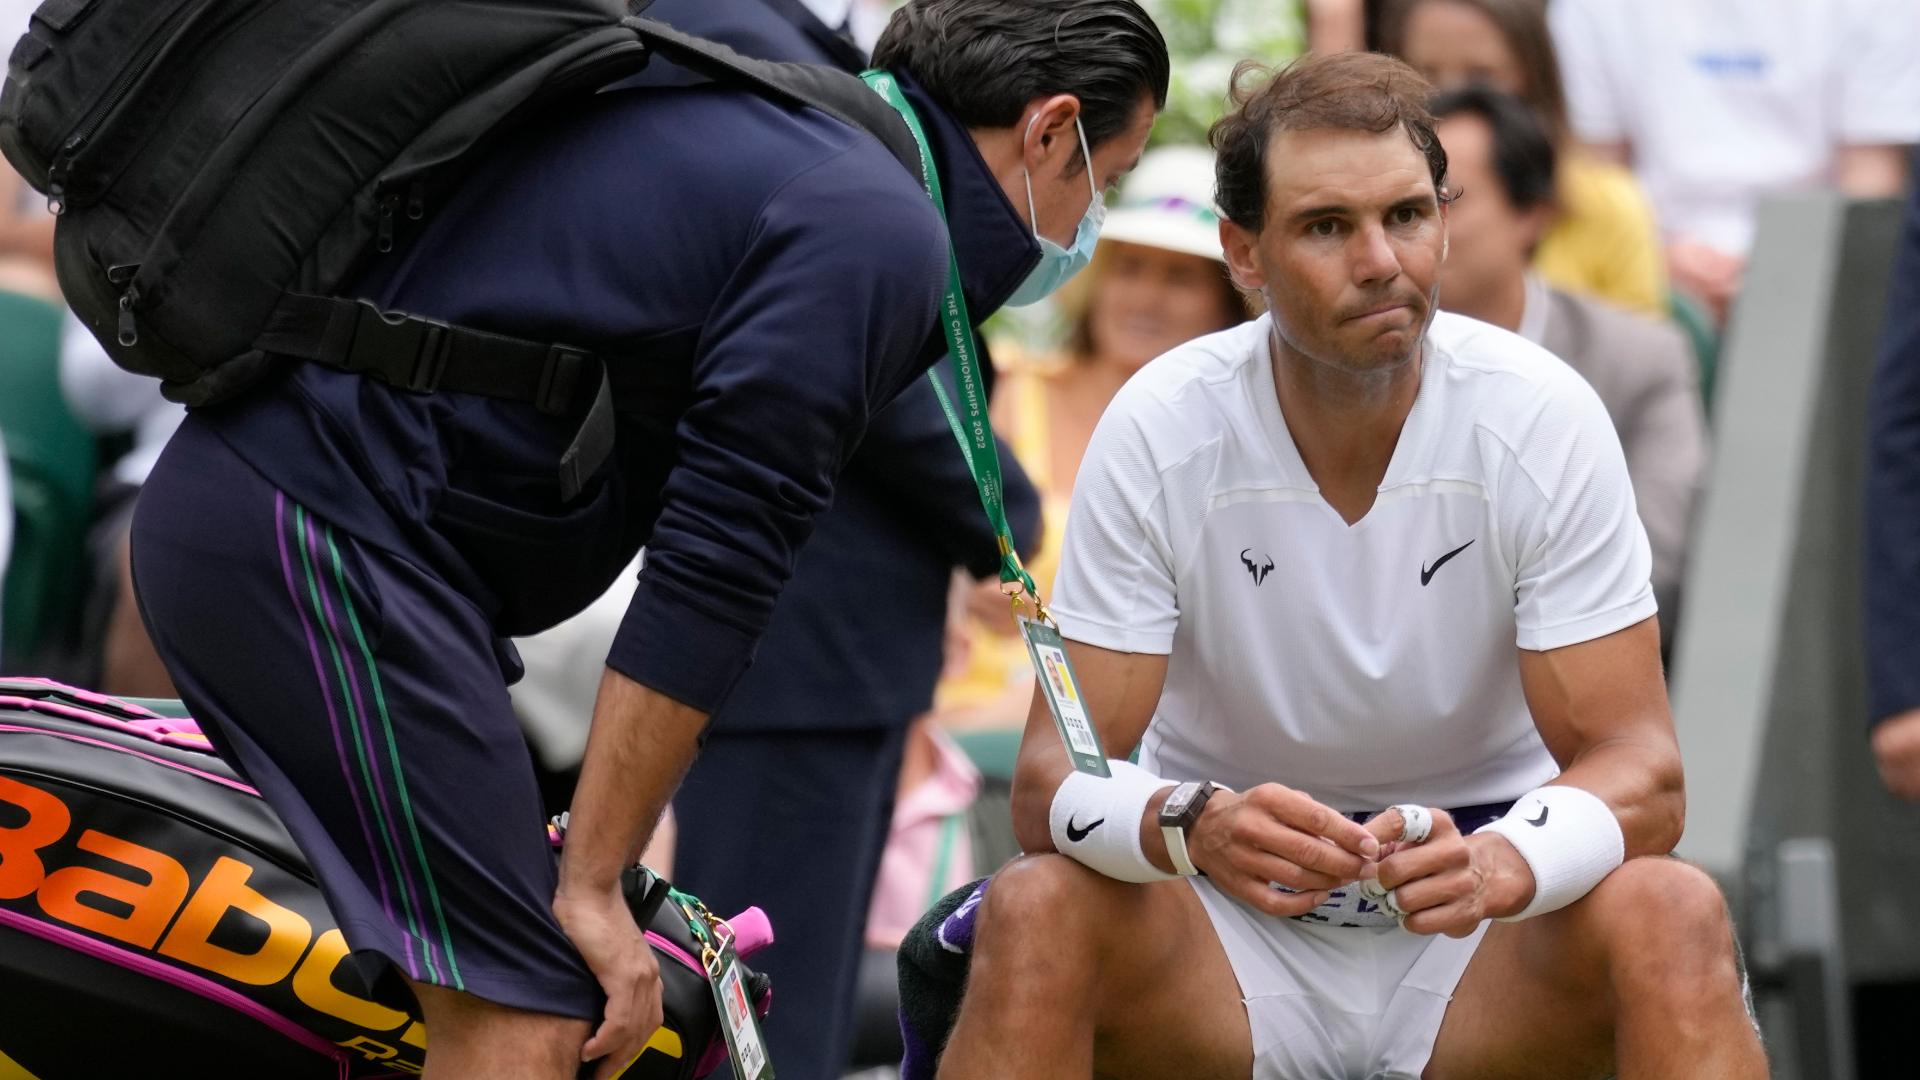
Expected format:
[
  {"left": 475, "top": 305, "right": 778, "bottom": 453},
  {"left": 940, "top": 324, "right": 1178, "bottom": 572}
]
[{"left": 1385, "top": 803, "right": 1432, "bottom": 844}]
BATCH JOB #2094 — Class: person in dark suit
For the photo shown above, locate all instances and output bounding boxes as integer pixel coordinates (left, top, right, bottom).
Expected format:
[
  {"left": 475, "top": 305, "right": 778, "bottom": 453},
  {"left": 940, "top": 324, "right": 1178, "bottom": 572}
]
[
  {"left": 634, "top": 2, "right": 1044, "bottom": 1075},
  {"left": 1867, "top": 150, "right": 1920, "bottom": 802}
]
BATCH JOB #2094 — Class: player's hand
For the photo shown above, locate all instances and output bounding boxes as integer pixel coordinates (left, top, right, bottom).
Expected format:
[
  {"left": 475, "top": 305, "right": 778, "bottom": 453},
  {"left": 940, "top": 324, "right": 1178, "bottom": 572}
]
[
  {"left": 1187, "top": 783, "right": 1380, "bottom": 918},
  {"left": 1363, "top": 807, "right": 1533, "bottom": 937},
  {"left": 554, "top": 886, "right": 665, "bottom": 1079},
  {"left": 1872, "top": 709, "right": 1920, "bottom": 801}
]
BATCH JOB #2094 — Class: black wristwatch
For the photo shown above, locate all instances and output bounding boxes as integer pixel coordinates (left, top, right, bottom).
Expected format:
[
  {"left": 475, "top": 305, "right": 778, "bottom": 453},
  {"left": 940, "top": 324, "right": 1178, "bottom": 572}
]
[{"left": 1158, "top": 781, "right": 1223, "bottom": 877}]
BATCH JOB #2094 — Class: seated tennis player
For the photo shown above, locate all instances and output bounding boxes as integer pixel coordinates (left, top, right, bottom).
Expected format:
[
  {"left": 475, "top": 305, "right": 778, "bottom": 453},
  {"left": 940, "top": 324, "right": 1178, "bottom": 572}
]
[{"left": 935, "top": 53, "right": 1767, "bottom": 1079}]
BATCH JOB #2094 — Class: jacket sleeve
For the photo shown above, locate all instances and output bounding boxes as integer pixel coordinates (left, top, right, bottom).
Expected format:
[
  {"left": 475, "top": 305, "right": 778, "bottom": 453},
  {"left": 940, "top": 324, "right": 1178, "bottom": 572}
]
[
  {"left": 843, "top": 357, "right": 1046, "bottom": 578},
  {"left": 1866, "top": 162, "right": 1920, "bottom": 726},
  {"left": 605, "top": 147, "right": 947, "bottom": 712}
]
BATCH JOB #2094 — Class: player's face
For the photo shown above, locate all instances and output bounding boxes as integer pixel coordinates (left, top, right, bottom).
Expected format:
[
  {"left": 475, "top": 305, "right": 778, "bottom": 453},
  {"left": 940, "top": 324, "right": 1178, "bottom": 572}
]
[{"left": 1221, "top": 127, "right": 1447, "bottom": 374}]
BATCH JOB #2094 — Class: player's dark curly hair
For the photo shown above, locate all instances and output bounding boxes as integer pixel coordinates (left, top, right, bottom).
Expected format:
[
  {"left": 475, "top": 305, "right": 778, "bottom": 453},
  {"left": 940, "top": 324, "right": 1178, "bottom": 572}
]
[
  {"left": 1209, "top": 52, "right": 1453, "bottom": 232},
  {"left": 873, "top": 0, "right": 1170, "bottom": 165}
]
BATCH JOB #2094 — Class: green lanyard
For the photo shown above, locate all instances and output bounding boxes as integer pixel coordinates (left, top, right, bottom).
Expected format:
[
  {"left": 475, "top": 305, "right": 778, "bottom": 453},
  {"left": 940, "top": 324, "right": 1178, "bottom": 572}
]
[{"left": 861, "top": 69, "right": 1040, "bottom": 606}]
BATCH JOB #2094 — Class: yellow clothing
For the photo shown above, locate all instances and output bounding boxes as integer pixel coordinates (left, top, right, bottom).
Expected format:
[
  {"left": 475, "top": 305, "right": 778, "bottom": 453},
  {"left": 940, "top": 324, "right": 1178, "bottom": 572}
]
[
  {"left": 1534, "top": 155, "right": 1668, "bottom": 318},
  {"left": 937, "top": 366, "right": 1071, "bottom": 713}
]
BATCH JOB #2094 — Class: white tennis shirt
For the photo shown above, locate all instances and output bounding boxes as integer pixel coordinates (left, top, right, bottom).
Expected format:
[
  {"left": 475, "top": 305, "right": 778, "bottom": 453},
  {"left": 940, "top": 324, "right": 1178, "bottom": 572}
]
[{"left": 1049, "top": 313, "right": 1657, "bottom": 811}]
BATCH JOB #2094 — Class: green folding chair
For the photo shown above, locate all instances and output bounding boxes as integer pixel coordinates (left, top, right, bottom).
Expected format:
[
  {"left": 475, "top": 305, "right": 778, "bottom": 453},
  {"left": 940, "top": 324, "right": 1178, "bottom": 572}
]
[{"left": 0, "top": 291, "right": 97, "bottom": 670}]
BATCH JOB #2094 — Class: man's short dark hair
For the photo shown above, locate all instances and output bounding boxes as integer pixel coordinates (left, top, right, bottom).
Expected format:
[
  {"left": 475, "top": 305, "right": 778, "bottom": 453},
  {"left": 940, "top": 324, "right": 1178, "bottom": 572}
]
[
  {"left": 1208, "top": 52, "right": 1450, "bottom": 233},
  {"left": 872, "top": 0, "right": 1169, "bottom": 159},
  {"left": 1428, "top": 85, "right": 1558, "bottom": 212}
]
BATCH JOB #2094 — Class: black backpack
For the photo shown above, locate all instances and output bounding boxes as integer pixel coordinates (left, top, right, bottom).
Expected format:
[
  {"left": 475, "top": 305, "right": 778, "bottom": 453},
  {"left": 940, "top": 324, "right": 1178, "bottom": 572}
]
[{"left": 0, "top": 0, "right": 921, "bottom": 497}]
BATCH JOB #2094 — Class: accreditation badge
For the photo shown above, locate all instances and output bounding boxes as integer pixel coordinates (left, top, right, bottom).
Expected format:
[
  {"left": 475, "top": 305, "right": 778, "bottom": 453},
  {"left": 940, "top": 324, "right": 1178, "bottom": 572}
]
[
  {"left": 1018, "top": 616, "right": 1110, "bottom": 777},
  {"left": 707, "top": 937, "right": 772, "bottom": 1080}
]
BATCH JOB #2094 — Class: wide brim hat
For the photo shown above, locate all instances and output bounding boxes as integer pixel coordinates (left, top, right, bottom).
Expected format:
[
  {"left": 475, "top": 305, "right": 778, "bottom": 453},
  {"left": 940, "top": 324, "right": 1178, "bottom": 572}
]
[{"left": 1098, "top": 145, "right": 1226, "bottom": 263}]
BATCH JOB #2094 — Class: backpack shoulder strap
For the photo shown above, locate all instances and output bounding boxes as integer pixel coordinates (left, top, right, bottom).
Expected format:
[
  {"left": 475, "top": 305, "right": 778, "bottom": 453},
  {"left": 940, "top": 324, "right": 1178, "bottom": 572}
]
[{"left": 623, "top": 16, "right": 925, "bottom": 188}]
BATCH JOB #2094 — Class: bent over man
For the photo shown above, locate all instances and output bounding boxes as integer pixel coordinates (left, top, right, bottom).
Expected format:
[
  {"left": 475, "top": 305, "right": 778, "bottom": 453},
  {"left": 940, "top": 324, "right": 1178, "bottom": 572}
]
[
  {"left": 936, "top": 53, "right": 1765, "bottom": 1079},
  {"left": 129, "top": 2, "right": 1165, "bottom": 1077}
]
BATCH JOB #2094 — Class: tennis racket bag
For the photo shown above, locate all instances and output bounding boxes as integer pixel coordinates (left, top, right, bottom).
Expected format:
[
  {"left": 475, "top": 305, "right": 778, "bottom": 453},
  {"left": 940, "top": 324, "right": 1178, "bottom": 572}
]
[{"left": 0, "top": 678, "right": 769, "bottom": 1079}]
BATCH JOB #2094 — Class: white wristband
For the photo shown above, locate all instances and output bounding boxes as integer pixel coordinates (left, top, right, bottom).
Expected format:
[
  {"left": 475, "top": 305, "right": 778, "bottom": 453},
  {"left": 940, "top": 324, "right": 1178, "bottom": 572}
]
[
  {"left": 1476, "top": 785, "right": 1625, "bottom": 921},
  {"left": 1048, "top": 760, "right": 1180, "bottom": 883}
]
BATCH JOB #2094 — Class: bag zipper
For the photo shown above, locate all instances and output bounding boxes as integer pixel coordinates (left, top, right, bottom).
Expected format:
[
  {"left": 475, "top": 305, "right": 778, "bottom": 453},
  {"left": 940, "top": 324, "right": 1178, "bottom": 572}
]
[
  {"left": 45, "top": 0, "right": 198, "bottom": 214},
  {"left": 105, "top": 262, "right": 140, "bottom": 345},
  {"left": 375, "top": 192, "right": 399, "bottom": 252}
]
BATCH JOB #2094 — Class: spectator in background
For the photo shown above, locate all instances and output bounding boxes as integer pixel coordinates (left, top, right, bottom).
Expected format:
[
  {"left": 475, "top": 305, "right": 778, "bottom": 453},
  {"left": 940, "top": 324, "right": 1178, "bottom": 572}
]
[
  {"left": 865, "top": 716, "right": 984, "bottom": 952},
  {"left": 626, "top": 3, "right": 1042, "bottom": 1078},
  {"left": 847, "top": 1, "right": 891, "bottom": 52},
  {"left": 0, "top": 435, "right": 10, "bottom": 658},
  {"left": 0, "top": 166, "right": 54, "bottom": 300},
  {"left": 938, "top": 146, "right": 1247, "bottom": 729},
  {"left": 1430, "top": 86, "right": 1705, "bottom": 644},
  {"left": 1551, "top": 0, "right": 1920, "bottom": 324},
  {"left": 1867, "top": 151, "right": 1920, "bottom": 801},
  {"left": 0, "top": 0, "right": 56, "bottom": 300},
  {"left": 1379, "top": 0, "right": 1669, "bottom": 318},
  {"left": 59, "top": 316, "right": 185, "bottom": 696},
  {"left": 1304, "top": 0, "right": 1367, "bottom": 53}
]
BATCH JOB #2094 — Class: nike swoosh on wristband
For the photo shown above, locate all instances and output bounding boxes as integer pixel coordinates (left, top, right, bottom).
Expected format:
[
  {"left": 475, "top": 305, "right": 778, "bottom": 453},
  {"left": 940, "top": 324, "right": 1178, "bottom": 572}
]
[
  {"left": 1066, "top": 816, "right": 1104, "bottom": 843},
  {"left": 1420, "top": 539, "right": 1475, "bottom": 586},
  {"left": 1525, "top": 805, "right": 1549, "bottom": 827}
]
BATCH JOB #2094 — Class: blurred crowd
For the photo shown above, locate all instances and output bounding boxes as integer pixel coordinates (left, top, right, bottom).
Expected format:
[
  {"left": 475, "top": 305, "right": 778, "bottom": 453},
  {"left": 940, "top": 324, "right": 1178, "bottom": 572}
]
[{"left": 0, "top": 0, "right": 1913, "bottom": 1077}]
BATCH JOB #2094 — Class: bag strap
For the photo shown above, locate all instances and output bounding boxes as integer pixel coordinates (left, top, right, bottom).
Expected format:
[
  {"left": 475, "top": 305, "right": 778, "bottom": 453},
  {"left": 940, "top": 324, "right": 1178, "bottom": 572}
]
[
  {"left": 256, "top": 21, "right": 923, "bottom": 501},
  {"left": 623, "top": 16, "right": 925, "bottom": 186},
  {"left": 257, "top": 295, "right": 618, "bottom": 500}
]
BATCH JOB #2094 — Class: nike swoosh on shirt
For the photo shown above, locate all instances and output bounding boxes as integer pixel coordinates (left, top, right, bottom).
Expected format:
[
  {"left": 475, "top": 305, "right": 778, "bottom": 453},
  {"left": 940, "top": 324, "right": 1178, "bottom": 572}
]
[
  {"left": 1066, "top": 817, "right": 1104, "bottom": 843},
  {"left": 1525, "top": 805, "right": 1549, "bottom": 827},
  {"left": 1420, "top": 539, "right": 1476, "bottom": 586}
]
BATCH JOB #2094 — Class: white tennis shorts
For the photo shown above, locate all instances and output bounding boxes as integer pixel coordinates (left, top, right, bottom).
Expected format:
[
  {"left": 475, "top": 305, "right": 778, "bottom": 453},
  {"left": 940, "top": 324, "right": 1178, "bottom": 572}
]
[{"left": 1190, "top": 877, "right": 1489, "bottom": 1079}]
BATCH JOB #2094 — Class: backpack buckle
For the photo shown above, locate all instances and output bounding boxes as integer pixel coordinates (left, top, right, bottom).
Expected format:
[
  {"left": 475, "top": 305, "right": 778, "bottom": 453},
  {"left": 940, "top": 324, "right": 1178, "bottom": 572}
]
[
  {"left": 347, "top": 300, "right": 450, "bottom": 393},
  {"left": 536, "top": 344, "right": 593, "bottom": 416}
]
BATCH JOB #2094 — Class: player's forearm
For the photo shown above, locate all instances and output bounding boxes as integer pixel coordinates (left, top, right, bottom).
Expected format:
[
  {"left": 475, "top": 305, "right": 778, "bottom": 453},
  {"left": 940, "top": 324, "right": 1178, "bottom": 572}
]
[
  {"left": 555, "top": 667, "right": 708, "bottom": 901},
  {"left": 1011, "top": 644, "right": 1164, "bottom": 849},
  {"left": 1011, "top": 732, "right": 1074, "bottom": 854},
  {"left": 1554, "top": 736, "right": 1685, "bottom": 857}
]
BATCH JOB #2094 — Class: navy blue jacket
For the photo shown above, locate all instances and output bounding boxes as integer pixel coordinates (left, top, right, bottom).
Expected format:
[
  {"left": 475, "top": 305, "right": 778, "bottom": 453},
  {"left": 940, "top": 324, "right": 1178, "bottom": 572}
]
[
  {"left": 637, "top": 0, "right": 1044, "bottom": 731},
  {"left": 201, "top": 67, "right": 1040, "bottom": 715},
  {"left": 639, "top": 0, "right": 868, "bottom": 82},
  {"left": 1866, "top": 155, "right": 1920, "bottom": 726}
]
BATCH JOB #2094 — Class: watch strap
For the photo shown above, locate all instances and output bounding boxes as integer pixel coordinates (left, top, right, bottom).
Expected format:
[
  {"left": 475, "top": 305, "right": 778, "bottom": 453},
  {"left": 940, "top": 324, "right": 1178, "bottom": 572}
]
[{"left": 1161, "top": 820, "right": 1200, "bottom": 876}]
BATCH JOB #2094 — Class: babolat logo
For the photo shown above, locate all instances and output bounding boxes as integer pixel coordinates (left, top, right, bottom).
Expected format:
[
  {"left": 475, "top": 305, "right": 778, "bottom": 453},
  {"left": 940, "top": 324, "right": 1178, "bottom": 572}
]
[
  {"left": 0, "top": 771, "right": 689, "bottom": 1076},
  {"left": 0, "top": 773, "right": 433, "bottom": 1070}
]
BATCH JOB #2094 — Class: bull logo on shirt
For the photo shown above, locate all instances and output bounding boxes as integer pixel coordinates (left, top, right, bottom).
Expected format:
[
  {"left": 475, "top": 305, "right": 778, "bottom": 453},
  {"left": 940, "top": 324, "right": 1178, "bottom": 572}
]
[{"left": 1239, "top": 548, "right": 1275, "bottom": 586}]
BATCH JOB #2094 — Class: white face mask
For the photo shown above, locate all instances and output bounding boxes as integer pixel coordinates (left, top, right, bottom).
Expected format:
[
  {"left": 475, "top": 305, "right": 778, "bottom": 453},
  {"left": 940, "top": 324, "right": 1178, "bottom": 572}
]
[{"left": 1006, "top": 113, "right": 1105, "bottom": 307}]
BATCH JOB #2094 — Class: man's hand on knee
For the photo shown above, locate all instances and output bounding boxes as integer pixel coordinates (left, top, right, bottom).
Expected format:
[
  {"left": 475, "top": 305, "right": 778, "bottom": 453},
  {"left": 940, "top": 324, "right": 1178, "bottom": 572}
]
[
  {"left": 553, "top": 889, "right": 664, "bottom": 1080},
  {"left": 1188, "top": 784, "right": 1380, "bottom": 918},
  {"left": 1364, "top": 808, "right": 1532, "bottom": 937}
]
